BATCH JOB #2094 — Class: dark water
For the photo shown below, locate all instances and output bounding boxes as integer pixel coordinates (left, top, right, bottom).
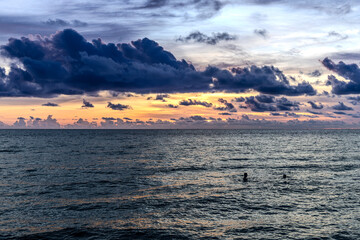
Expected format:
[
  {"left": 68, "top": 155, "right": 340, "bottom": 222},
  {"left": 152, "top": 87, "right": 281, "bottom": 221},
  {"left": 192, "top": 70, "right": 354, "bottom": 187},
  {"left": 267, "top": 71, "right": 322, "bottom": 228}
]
[{"left": 0, "top": 129, "right": 359, "bottom": 239}]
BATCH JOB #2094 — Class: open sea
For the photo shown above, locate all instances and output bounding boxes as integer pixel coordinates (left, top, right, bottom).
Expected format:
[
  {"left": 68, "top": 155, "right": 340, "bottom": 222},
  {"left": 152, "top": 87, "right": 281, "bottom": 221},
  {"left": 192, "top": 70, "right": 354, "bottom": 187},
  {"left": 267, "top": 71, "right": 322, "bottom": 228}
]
[{"left": 0, "top": 129, "right": 359, "bottom": 239}]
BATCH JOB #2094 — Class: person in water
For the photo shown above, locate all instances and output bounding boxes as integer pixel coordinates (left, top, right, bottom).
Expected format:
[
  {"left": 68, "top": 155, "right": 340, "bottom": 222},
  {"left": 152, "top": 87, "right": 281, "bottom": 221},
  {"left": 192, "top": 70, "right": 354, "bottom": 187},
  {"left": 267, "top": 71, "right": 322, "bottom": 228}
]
[
  {"left": 283, "top": 174, "right": 287, "bottom": 179},
  {"left": 243, "top": 172, "right": 248, "bottom": 182}
]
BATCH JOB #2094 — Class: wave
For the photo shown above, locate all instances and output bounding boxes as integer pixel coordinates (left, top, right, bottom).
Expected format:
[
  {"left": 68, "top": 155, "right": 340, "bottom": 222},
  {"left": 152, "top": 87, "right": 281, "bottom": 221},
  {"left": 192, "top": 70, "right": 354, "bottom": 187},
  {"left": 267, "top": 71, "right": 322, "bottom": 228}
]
[{"left": 6, "top": 227, "right": 192, "bottom": 240}]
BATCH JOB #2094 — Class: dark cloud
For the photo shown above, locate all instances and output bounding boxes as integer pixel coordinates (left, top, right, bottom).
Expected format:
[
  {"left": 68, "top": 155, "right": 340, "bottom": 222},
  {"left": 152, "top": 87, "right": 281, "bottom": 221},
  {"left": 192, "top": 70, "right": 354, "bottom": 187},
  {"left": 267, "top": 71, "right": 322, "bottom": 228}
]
[
  {"left": 42, "top": 102, "right": 59, "bottom": 107},
  {"left": 232, "top": 97, "right": 245, "bottom": 102},
  {"left": 276, "top": 97, "right": 300, "bottom": 111},
  {"left": 167, "top": 104, "right": 178, "bottom": 108},
  {"left": 179, "top": 99, "right": 213, "bottom": 107},
  {"left": 333, "top": 111, "right": 348, "bottom": 115},
  {"left": 107, "top": 102, "right": 131, "bottom": 111},
  {"left": 0, "top": 29, "right": 316, "bottom": 97},
  {"left": 177, "top": 31, "right": 237, "bottom": 45},
  {"left": 307, "top": 109, "right": 323, "bottom": 115},
  {"left": 322, "top": 57, "right": 360, "bottom": 94},
  {"left": 347, "top": 96, "right": 360, "bottom": 105},
  {"left": 155, "top": 94, "right": 170, "bottom": 101},
  {"left": 244, "top": 95, "right": 300, "bottom": 112},
  {"left": 219, "top": 112, "right": 232, "bottom": 115},
  {"left": 308, "top": 101, "right": 323, "bottom": 109},
  {"left": 82, "top": 99, "right": 94, "bottom": 108},
  {"left": 270, "top": 112, "right": 303, "bottom": 118},
  {"left": 189, "top": 115, "right": 207, "bottom": 121},
  {"left": 255, "top": 94, "right": 275, "bottom": 103},
  {"left": 331, "top": 102, "right": 353, "bottom": 111},
  {"left": 0, "top": 29, "right": 205, "bottom": 97},
  {"left": 209, "top": 66, "right": 316, "bottom": 96},
  {"left": 245, "top": 96, "right": 276, "bottom": 112},
  {"left": 254, "top": 29, "right": 268, "bottom": 39},
  {"left": 214, "top": 98, "right": 237, "bottom": 112},
  {"left": 308, "top": 70, "right": 322, "bottom": 77}
]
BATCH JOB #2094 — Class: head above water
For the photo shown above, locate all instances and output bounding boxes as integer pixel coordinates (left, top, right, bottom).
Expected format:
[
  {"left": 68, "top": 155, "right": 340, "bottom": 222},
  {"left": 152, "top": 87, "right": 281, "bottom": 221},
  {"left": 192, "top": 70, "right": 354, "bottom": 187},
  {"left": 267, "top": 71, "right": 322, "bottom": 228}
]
[
  {"left": 243, "top": 172, "right": 248, "bottom": 182},
  {"left": 283, "top": 174, "right": 287, "bottom": 179}
]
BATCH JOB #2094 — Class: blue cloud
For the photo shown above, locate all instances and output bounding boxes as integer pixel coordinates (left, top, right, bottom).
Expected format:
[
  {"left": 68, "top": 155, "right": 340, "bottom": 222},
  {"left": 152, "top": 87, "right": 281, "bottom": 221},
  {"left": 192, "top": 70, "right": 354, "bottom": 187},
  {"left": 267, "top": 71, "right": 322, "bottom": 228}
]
[{"left": 0, "top": 29, "right": 316, "bottom": 97}]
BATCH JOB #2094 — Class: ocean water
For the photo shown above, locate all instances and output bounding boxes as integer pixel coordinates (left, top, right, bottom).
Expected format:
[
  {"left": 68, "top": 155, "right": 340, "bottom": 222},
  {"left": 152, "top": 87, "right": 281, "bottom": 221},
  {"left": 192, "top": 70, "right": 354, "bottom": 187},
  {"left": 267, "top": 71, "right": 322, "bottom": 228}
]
[{"left": 0, "top": 129, "right": 359, "bottom": 239}]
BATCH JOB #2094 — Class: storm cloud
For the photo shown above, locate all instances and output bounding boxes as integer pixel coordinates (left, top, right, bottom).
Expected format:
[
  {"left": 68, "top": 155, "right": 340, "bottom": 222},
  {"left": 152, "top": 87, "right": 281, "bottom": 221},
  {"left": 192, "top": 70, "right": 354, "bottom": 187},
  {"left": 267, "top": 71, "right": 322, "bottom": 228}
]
[
  {"left": 0, "top": 29, "right": 316, "bottom": 97},
  {"left": 209, "top": 66, "right": 316, "bottom": 96},
  {"left": 322, "top": 57, "right": 360, "bottom": 94}
]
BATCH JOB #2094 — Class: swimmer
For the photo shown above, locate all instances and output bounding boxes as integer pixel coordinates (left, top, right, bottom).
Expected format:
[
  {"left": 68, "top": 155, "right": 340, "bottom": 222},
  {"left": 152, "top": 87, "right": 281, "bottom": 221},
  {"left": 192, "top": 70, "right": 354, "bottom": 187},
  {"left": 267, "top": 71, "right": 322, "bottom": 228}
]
[
  {"left": 283, "top": 174, "right": 287, "bottom": 179},
  {"left": 243, "top": 172, "right": 248, "bottom": 182}
]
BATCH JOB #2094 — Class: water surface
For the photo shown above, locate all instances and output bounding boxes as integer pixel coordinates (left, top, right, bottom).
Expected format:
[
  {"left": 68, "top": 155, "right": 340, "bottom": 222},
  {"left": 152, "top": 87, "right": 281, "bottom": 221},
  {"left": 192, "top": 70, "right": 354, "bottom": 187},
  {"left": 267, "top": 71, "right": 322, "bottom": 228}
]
[{"left": 0, "top": 129, "right": 359, "bottom": 239}]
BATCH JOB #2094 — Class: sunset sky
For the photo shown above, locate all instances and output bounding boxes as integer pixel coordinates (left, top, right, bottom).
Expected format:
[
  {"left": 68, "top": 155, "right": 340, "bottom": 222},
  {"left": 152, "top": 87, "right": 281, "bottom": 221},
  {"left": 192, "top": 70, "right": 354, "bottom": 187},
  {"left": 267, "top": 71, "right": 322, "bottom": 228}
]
[{"left": 1, "top": 0, "right": 360, "bottom": 128}]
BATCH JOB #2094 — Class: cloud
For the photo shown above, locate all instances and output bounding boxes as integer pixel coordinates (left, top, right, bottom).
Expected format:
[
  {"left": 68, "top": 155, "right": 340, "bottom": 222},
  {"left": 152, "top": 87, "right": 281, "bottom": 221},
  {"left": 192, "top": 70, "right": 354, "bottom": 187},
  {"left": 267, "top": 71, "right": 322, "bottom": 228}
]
[
  {"left": 333, "top": 111, "right": 348, "bottom": 115},
  {"left": 270, "top": 112, "right": 305, "bottom": 118},
  {"left": 13, "top": 117, "right": 26, "bottom": 128},
  {"left": 245, "top": 96, "right": 276, "bottom": 112},
  {"left": 42, "top": 102, "right": 59, "bottom": 107},
  {"left": 82, "top": 99, "right": 94, "bottom": 108},
  {"left": 213, "top": 98, "right": 237, "bottom": 112},
  {"left": 45, "top": 19, "right": 88, "bottom": 27},
  {"left": 107, "top": 102, "right": 131, "bottom": 110},
  {"left": 167, "top": 104, "right": 178, "bottom": 108},
  {"left": 0, "top": 29, "right": 316, "bottom": 97},
  {"left": 155, "top": 94, "right": 170, "bottom": 101},
  {"left": 255, "top": 94, "right": 275, "bottom": 103},
  {"left": 245, "top": 1, "right": 352, "bottom": 15},
  {"left": 276, "top": 97, "right": 300, "bottom": 111},
  {"left": 179, "top": 99, "right": 213, "bottom": 107},
  {"left": 189, "top": 115, "right": 207, "bottom": 121},
  {"left": 138, "top": 0, "right": 225, "bottom": 19},
  {"left": 331, "top": 102, "right": 353, "bottom": 111},
  {"left": 65, "top": 118, "right": 97, "bottom": 128},
  {"left": 209, "top": 66, "right": 316, "bottom": 96},
  {"left": 321, "top": 57, "right": 360, "bottom": 94},
  {"left": 308, "top": 70, "right": 322, "bottom": 77},
  {"left": 308, "top": 101, "right": 323, "bottom": 109},
  {"left": 347, "top": 96, "right": 360, "bottom": 105},
  {"left": 254, "top": 29, "right": 268, "bottom": 39},
  {"left": 232, "top": 97, "right": 245, "bottom": 102},
  {"left": 14, "top": 115, "right": 60, "bottom": 128},
  {"left": 244, "top": 95, "right": 300, "bottom": 112},
  {"left": 177, "top": 31, "right": 237, "bottom": 45}
]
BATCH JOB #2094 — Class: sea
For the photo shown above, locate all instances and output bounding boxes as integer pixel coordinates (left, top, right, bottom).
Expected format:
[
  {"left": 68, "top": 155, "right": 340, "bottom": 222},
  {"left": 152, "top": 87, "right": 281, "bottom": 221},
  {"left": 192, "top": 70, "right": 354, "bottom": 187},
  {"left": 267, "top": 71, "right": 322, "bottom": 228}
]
[{"left": 0, "top": 129, "right": 359, "bottom": 239}]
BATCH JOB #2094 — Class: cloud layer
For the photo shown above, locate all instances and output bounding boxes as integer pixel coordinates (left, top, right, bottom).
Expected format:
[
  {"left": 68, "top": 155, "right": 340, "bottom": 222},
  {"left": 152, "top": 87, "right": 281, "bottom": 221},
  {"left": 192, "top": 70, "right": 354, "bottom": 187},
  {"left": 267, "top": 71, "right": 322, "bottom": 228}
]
[{"left": 0, "top": 29, "right": 316, "bottom": 97}]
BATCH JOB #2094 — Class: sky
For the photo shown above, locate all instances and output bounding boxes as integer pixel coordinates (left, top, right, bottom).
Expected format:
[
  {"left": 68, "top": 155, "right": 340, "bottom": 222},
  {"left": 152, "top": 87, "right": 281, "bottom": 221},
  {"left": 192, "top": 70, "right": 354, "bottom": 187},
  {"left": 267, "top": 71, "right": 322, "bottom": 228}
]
[{"left": 1, "top": 0, "right": 360, "bottom": 128}]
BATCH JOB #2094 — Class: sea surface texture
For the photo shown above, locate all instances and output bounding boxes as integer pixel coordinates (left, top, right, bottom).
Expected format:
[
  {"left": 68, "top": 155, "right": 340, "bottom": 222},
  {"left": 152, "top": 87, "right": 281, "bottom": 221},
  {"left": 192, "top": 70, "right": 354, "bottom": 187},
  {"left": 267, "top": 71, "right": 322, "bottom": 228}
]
[{"left": 0, "top": 129, "right": 359, "bottom": 239}]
